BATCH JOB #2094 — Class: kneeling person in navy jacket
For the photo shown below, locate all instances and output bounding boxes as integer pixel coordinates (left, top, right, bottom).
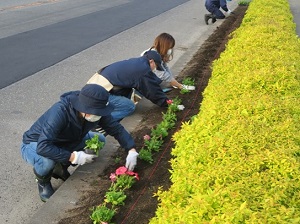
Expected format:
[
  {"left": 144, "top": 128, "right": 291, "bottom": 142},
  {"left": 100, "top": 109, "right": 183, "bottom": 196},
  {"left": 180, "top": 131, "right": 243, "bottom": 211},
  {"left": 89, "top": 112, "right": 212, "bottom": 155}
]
[
  {"left": 87, "top": 50, "right": 184, "bottom": 124},
  {"left": 20, "top": 84, "right": 138, "bottom": 202}
]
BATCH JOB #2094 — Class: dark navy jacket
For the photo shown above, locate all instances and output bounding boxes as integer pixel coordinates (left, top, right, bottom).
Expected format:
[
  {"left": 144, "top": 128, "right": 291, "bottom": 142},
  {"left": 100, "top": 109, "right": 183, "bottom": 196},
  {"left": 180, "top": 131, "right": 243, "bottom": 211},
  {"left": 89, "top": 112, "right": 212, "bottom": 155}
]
[
  {"left": 22, "top": 91, "right": 135, "bottom": 163},
  {"left": 100, "top": 56, "right": 169, "bottom": 107}
]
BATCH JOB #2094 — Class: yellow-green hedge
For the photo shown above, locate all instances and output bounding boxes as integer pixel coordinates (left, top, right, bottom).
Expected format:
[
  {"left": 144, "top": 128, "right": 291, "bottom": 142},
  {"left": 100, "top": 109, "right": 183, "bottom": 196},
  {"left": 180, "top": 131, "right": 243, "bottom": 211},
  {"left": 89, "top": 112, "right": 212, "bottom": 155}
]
[{"left": 150, "top": 0, "right": 300, "bottom": 223}]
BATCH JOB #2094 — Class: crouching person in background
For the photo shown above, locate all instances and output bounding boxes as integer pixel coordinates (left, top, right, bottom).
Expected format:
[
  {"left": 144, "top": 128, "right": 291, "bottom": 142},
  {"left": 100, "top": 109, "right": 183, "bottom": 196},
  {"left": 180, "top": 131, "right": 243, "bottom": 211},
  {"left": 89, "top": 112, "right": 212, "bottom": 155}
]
[{"left": 204, "top": 0, "right": 234, "bottom": 25}]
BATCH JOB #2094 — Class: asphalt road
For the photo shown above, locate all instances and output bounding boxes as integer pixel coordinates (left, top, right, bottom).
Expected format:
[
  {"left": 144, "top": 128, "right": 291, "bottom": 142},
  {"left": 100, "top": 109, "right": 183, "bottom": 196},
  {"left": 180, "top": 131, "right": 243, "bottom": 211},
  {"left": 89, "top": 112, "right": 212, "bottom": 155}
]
[
  {"left": 0, "top": 0, "right": 188, "bottom": 89},
  {"left": 0, "top": 0, "right": 225, "bottom": 223}
]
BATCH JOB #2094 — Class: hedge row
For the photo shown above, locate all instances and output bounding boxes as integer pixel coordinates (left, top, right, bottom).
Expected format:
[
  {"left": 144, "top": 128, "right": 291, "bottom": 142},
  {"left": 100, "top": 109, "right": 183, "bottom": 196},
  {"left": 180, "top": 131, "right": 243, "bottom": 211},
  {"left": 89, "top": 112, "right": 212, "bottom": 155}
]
[{"left": 150, "top": 0, "right": 300, "bottom": 223}]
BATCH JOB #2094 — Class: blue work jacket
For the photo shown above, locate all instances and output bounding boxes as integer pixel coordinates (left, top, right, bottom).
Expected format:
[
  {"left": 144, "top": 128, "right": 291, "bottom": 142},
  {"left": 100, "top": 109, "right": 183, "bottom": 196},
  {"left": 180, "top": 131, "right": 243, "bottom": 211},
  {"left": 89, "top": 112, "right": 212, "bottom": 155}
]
[
  {"left": 100, "top": 56, "right": 169, "bottom": 107},
  {"left": 22, "top": 91, "right": 135, "bottom": 162}
]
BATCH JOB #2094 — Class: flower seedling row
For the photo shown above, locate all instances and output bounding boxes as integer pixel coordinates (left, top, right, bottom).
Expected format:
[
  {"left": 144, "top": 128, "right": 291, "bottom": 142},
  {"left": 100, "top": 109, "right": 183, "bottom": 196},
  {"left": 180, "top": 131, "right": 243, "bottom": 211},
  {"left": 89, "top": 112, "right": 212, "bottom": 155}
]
[{"left": 89, "top": 80, "right": 195, "bottom": 223}]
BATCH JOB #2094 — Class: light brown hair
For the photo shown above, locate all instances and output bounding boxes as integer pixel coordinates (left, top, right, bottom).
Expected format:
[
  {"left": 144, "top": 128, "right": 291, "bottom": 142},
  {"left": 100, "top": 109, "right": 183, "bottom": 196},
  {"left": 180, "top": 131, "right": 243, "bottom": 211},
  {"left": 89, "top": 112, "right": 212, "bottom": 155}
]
[{"left": 151, "top": 33, "right": 175, "bottom": 63}]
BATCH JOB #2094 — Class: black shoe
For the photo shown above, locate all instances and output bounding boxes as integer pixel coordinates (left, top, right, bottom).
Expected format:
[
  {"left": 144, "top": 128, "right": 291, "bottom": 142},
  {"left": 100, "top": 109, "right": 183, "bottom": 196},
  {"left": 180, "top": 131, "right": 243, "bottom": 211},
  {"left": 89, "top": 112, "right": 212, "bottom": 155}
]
[
  {"left": 36, "top": 180, "right": 55, "bottom": 202},
  {"left": 204, "top": 14, "right": 211, "bottom": 25},
  {"left": 34, "top": 169, "right": 55, "bottom": 202},
  {"left": 205, "top": 14, "right": 216, "bottom": 25},
  {"left": 52, "top": 163, "right": 70, "bottom": 181},
  {"left": 212, "top": 17, "right": 217, "bottom": 23}
]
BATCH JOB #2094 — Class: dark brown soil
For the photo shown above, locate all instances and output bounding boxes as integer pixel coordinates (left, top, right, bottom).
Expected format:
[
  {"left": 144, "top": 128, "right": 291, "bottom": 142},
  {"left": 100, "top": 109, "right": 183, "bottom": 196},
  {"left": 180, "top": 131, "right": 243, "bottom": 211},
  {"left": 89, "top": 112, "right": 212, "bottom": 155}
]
[{"left": 58, "top": 6, "right": 247, "bottom": 224}]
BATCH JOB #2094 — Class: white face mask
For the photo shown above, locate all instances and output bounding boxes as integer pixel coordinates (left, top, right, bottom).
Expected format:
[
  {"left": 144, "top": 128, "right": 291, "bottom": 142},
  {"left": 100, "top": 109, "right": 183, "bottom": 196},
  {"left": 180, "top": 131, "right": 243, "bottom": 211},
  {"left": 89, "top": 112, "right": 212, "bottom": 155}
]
[
  {"left": 167, "top": 48, "right": 173, "bottom": 56},
  {"left": 152, "top": 68, "right": 157, "bottom": 73},
  {"left": 85, "top": 114, "right": 102, "bottom": 122}
]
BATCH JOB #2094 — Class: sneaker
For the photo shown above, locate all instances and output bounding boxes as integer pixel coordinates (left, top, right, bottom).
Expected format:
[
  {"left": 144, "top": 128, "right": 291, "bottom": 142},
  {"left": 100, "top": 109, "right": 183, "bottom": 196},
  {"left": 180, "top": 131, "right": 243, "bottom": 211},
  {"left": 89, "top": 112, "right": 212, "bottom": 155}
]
[{"left": 91, "top": 125, "right": 107, "bottom": 136}]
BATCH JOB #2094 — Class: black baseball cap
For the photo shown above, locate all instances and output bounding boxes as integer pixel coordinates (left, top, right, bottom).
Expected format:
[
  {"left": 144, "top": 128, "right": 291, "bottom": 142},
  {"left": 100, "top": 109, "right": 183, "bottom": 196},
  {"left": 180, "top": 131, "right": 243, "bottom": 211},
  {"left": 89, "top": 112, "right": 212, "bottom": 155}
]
[{"left": 144, "top": 50, "right": 164, "bottom": 71}]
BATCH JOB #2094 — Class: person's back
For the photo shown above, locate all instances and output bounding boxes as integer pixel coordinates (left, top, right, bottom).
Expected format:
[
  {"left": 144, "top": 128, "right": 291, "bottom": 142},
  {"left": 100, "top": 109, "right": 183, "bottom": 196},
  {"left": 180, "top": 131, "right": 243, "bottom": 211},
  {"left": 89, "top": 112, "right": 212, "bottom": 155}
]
[
  {"left": 87, "top": 51, "right": 170, "bottom": 122},
  {"left": 22, "top": 91, "right": 87, "bottom": 156},
  {"left": 100, "top": 55, "right": 167, "bottom": 106},
  {"left": 100, "top": 56, "right": 153, "bottom": 89}
]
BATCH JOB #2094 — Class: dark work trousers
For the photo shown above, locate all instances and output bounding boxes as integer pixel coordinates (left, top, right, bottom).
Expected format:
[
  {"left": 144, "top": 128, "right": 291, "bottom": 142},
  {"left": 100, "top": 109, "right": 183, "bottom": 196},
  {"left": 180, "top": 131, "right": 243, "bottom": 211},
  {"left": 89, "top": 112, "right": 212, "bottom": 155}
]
[{"left": 205, "top": 1, "right": 226, "bottom": 19}]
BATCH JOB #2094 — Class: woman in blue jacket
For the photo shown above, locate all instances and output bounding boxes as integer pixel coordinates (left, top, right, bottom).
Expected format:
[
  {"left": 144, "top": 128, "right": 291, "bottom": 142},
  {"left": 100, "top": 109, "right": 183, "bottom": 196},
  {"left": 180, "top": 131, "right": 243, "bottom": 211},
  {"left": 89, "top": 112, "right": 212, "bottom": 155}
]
[{"left": 20, "top": 84, "right": 138, "bottom": 202}]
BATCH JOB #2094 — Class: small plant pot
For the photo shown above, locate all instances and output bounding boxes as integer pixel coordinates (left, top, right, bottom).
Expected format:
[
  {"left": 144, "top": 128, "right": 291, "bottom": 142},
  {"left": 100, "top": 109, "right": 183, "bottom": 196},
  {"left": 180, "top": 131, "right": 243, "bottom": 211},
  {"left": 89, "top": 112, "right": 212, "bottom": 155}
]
[{"left": 85, "top": 148, "right": 97, "bottom": 155}]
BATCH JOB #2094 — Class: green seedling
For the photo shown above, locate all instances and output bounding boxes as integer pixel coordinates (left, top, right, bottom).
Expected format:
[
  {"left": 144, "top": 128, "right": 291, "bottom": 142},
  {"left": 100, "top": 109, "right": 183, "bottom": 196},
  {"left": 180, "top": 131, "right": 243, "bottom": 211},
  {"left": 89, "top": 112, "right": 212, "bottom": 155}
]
[
  {"left": 85, "top": 135, "right": 105, "bottom": 156},
  {"left": 104, "top": 190, "right": 127, "bottom": 206},
  {"left": 90, "top": 204, "right": 116, "bottom": 224},
  {"left": 110, "top": 174, "right": 136, "bottom": 191},
  {"left": 138, "top": 148, "right": 154, "bottom": 164},
  {"left": 180, "top": 77, "right": 195, "bottom": 94}
]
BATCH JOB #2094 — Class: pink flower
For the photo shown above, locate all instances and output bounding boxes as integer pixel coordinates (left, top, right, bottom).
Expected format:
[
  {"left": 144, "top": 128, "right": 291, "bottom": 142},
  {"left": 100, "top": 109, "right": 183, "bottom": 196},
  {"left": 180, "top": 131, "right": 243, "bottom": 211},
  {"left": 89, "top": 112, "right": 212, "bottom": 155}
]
[
  {"left": 167, "top": 99, "right": 173, "bottom": 105},
  {"left": 109, "top": 173, "right": 117, "bottom": 183},
  {"left": 143, "top": 134, "right": 151, "bottom": 141},
  {"left": 114, "top": 166, "right": 140, "bottom": 180},
  {"left": 116, "top": 166, "right": 128, "bottom": 175},
  {"left": 101, "top": 222, "right": 108, "bottom": 224},
  {"left": 126, "top": 170, "right": 140, "bottom": 180}
]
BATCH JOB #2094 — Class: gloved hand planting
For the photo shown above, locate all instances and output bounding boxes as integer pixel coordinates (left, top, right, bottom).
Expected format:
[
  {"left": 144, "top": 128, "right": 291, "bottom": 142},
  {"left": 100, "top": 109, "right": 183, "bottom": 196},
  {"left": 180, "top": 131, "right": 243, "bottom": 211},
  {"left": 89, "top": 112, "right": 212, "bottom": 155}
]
[
  {"left": 177, "top": 105, "right": 185, "bottom": 110},
  {"left": 182, "top": 84, "right": 196, "bottom": 91},
  {"left": 226, "top": 9, "right": 234, "bottom": 16},
  {"left": 167, "top": 99, "right": 185, "bottom": 111},
  {"left": 126, "top": 150, "right": 139, "bottom": 171},
  {"left": 71, "top": 151, "right": 97, "bottom": 165}
]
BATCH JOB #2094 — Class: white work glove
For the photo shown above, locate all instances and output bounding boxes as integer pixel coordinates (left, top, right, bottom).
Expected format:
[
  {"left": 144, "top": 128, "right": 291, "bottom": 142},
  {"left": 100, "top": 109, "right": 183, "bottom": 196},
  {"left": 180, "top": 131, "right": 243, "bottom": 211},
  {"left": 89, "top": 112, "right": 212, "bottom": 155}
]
[
  {"left": 225, "top": 9, "right": 233, "bottom": 16},
  {"left": 177, "top": 105, "right": 185, "bottom": 110},
  {"left": 126, "top": 150, "right": 139, "bottom": 171},
  {"left": 71, "top": 151, "right": 97, "bottom": 165},
  {"left": 182, "top": 84, "right": 196, "bottom": 91}
]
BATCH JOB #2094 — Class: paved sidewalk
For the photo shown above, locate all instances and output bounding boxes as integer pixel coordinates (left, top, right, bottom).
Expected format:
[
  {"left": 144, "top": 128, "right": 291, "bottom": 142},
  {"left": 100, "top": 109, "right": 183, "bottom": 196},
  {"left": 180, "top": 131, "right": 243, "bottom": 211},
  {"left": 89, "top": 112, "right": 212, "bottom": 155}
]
[
  {"left": 289, "top": 0, "right": 300, "bottom": 35},
  {"left": 28, "top": 1, "right": 299, "bottom": 223}
]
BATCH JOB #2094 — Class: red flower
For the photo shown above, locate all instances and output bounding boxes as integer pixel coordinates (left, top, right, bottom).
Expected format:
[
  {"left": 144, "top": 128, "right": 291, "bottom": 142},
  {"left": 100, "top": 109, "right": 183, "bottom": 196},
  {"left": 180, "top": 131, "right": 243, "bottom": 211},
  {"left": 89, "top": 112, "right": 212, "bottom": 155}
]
[
  {"left": 167, "top": 99, "right": 173, "bottom": 105},
  {"left": 116, "top": 166, "right": 127, "bottom": 175},
  {"left": 143, "top": 134, "right": 151, "bottom": 141},
  {"left": 126, "top": 170, "right": 140, "bottom": 180},
  {"left": 115, "top": 166, "right": 140, "bottom": 180}
]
